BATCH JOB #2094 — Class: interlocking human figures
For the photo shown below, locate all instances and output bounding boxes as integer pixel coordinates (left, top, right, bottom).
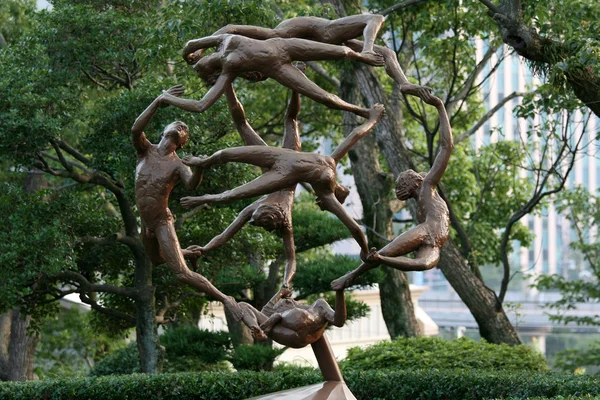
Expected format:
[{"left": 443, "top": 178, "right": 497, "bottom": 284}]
[
  {"left": 331, "top": 94, "right": 453, "bottom": 291},
  {"left": 180, "top": 104, "right": 385, "bottom": 262},
  {"left": 131, "top": 84, "right": 244, "bottom": 322},
  {"left": 185, "top": 64, "right": 305, "bottom": 292},
  {"left": 159, "top": 33, "right": 385, "bottom": 119},
  {"left": 205, "top": 14, "right": 431, "bottom": 100},
  {"left": 238, "top": 287, "right": 346, "bottom": 347}
]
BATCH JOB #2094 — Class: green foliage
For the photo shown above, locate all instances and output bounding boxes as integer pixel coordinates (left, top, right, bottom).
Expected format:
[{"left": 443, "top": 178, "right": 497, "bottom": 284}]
[
  {"left": 230, "top": 344, "right": 285, "bottom": 372},
  {"left": 160, "top": 326, "right": 232, "bottom": 372},
  {"left": 35, "top": 307, "right": 127, "bottom": 379},
  {"left": 1, "top": 369, "right": 599, "bottom": 400},
  {"left": 0, "top": 0, "right": 35, "bottom": 45},
  {"left": 91, "top": 327, "right": 234, "bottom": 376},
  {"left": 341, "top": 337, "right": 548, "bottom": 372},
  {"left": 89, "top": 342, "right": 141, "bottom": 377}
]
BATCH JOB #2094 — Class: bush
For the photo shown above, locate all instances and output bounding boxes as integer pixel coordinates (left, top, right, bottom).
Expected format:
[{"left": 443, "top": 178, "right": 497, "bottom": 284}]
[
  {"left": 1, "top": 369, "right": 599, "bottom": 400},
  {"left": 341, "top": 336, "right": 547, "bottom": 372},
  {"left": 230, "top": 344, "right": 286, "bottom": 371},
  {"left": 89, "top": 342, "right": 141, "bottom": 377},
  {"left": 90, "top": 327, "right": 233, "bottom": 376},
  {"left": 161, "top": 326, "right": 232, "bottom": 373}
]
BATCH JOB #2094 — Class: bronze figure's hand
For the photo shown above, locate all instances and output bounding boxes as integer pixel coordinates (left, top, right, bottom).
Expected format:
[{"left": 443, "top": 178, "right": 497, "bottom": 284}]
[
  {"left": 366, "top": 247, "right": 381, "bottom": 263},
  {"left": 180, "top": 196, "right": 203, "bottom": 209},
  {"left": 182, "top": 155, "right": 208, "bottom": 167},
  {"left": 278, "top": 286, "right": 293, "bottom": 298},
  {"left": 159, "top": 85, "right": 185, "bottom": 107},
  {"left": 183, "top": 245, "right": 204, "bottom": 258}
]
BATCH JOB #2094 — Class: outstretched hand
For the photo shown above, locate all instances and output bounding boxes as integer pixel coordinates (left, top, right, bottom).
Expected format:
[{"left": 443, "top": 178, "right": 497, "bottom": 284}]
[
  {"left": 400, "top": 84, "right": 437, "bottom": 104},
  {"left": 182, "top": 245, "right": 205, "bottom": 258},
  {"left": 159, "top": 85, "right": 185, "bottom": 107},
  {"left": 182, "top": 155, "right": 208, "bottom": 167}
]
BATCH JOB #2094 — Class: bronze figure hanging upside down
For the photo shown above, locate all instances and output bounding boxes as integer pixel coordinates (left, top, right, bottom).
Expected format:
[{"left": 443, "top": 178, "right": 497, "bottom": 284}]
[{"left": 180, "top": 104, "right": 385, "bottom": 262}]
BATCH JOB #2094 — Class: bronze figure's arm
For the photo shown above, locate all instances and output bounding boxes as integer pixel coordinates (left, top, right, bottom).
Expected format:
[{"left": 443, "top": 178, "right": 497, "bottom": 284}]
[
  {"left": 200, "top": 204, "right": 256, "bottom": 253},
  {"left": 178, "top": 163, "right": 204, "bottom": 191},
  {"left": 326, "top": 290, "right": 347, "bottom": 328},
  {"left": 182, "top": 35, "right": 226, "bottom": 60},
  {"left": 281, "top": 227, "right": 296, "bottom": 289},
  {"left": 330, "top": 104, "right": 384, "bottom": 162},
  {"left": 161, "top": 73, "right": 234, "bottom": 114},
  {"left": 424, "top": 97, "right": 453, "bottom": 187},
  {"left": 131, "top": 85, "right": 185, "bottom": 154},
  {"left": 369, "top": 247, "right": 441, "bottom": 272},
  {"left": 224, "top": 85, "right": 266, "bottom": 147},
  {"left": 282, "top": 63, "right": 304, "bottom": 151}
]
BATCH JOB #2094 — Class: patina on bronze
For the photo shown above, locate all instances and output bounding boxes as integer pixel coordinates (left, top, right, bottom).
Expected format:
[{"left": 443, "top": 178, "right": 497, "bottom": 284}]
[
  {"left": 208, "top": 14, "right": 431, "bottom": 101},
  {"left": 159, "top": 32, "right": 385, "bottom": 118},
  {"left": 131, "top": 84, "right": 244, "bottom": 321},
  {"left": 331, "top": 95, "right": 453, "bottom": 290},
  {"left": 185, "top": 65, "right": 305, "bottom": 291},
  {"left": 180, "top": 104, "right": 385, "bottom": 262}
]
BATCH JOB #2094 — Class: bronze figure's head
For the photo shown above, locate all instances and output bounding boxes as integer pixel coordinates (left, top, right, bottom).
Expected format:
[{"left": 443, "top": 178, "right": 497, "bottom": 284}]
[
  {"left": 395, "top": 169, "right": 424, "bottom": 200},
  {"left": 162, "top": 121, "right": 190, "bottom": 149},
  {"left": 250, "top": 202, "right": 288, "bottom": 231}
]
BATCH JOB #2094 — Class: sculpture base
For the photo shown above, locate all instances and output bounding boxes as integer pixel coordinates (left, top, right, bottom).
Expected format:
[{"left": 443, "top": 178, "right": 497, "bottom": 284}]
[
  {"left": 247, "top": 381, "right": 356, "bottom": 400},
  {"left": 246, "top": 336, "right": 356, "bottom": 400}
]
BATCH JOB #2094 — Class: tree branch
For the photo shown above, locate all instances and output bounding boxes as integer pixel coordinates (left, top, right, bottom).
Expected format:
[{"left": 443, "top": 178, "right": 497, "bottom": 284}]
[
  {"left": 379, "top": 0, "right": 430, "bottom": 16},
  {"left": 55, "top": 270, "right": 138, "bottom": 298},
  {"left": 79, "top": 293, "right": 136, "bottom": 326},
  {"left": 306, "top": 61, "right": 340, "bottom": 89},
  {"left": 455, "top": 91, "right": 525, "bottom": 144},
  {"left": 57, "top": 140, "right": 91, "bottom": 166}
]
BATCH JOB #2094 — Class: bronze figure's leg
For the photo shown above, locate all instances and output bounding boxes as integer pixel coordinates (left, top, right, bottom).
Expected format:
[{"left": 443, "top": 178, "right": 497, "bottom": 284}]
[
  {"left": 321, "top": 14, "right": 385, "bottom": 53},
  {"left": 213, "top": 24, "right": 278, "bottom": 39},
  {"left": 238, "top": 302, "right": 268, "bottom": 340},
  {"left": 259, "top": 313, "right": 283, "bottom": 334},
  {"left": 142, "top": 231, "right": 165, "bottom": 266},
  {"left": 154, "top": 221, "right": 244, "bottom": 321},
  {"left": 270, "top": 63, "right": 372, "bottom": 118},
  {"left": 279, "top": 38, "right": 384, "bottom": 65},
  {"left": 181, "top": 171, "right": 295, "bottom": 208}
]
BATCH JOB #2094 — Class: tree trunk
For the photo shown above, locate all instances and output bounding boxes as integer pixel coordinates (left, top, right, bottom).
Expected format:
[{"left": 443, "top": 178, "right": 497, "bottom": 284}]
[
  {"left": 134, "top": 258, "right": 163, "bottom": 373},
  {"left": 350, "top": 62, "right": 521, "bottom": 344},
  {"left": 340, "top": 68, "right": 421, "bottom": 338},
  {"left": 4, "top": 310, "right": 40, "bottom": 381},
  {"left": 438, "top": 240, "right": 521, "bottom": 344}
]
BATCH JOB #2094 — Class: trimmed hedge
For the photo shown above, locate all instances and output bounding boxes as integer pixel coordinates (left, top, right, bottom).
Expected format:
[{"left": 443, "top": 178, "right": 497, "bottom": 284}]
[
  {"left": 341, "top": 337, "right": 548, "bottom": 372},
  {"left": 1, "top": 369, "right": 598, "bottom": 400}
]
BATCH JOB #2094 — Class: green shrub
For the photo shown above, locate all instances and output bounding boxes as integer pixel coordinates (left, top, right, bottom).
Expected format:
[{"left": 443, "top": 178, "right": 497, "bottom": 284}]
[
  {"left": 161, "top": 326, "right": 232, "bottom": 373},
  {"left": 230, "top": 344, "right": 286, "bottom": 371},
  {"left": 1, "top": 369, "right": 599, "bottom": 400},
  {"left": 89, "top": 342, "right": 141, "bottom": 377},
  {"left": 90, "top": 327, "right": 233, "bottom": 376},
  {"left": 341, "top": 336, "right": 547, "bottom": 372}
]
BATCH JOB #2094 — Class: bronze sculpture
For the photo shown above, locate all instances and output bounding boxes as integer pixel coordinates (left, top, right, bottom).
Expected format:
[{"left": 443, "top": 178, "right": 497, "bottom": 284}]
[
  {"left": 131, "top": 84, "right": 244, "bottom": 321},
  {"left": 185, "top": 67, "right": 304, "bottom": 291},
  {"left": 331, "top": 95, "right": 453, "bottom": 290},
  {"left": 180, "top": 104, "right": 385, "bottom": 261},
  {"left": 208, "top": 14, "right": 431, "bottom": 100},
  {"left": 159, "top": 33, "right": 385, "bottom": 118},
  {"left": 238, "top": 287, "right": 346, "bottom": 347}
]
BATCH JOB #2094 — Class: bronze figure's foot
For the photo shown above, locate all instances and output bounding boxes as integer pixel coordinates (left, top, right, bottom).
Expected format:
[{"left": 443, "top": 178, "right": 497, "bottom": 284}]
[
  {"left": 331, "top": 273, "right": 355, "bottom": 291},
  {"left": 359, "top": 51, "right": 385, "bottom": 66},
  {"left": 250, "top": 326, "right": 268, "bottom": 341}
]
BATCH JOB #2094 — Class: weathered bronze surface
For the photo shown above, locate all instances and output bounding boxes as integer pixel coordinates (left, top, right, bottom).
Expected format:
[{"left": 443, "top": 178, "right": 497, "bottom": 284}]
[
  {"left": 180, "top": 104, "right": 385, "bottom": 261},
  {"left": 160, "top": 22, "right": 389, "bottom": 118},
  {"left": 131, "top": 85, "right": 243, "bottom": 321},
  {"left": 331, "top": 95, "right": 453, "bottom": 290},
  {"left": 209, "top": 14, "right": 431, "bottom": 100},
  {"left": 185, "top": 65, "right": 305, "bottom": 291}
]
